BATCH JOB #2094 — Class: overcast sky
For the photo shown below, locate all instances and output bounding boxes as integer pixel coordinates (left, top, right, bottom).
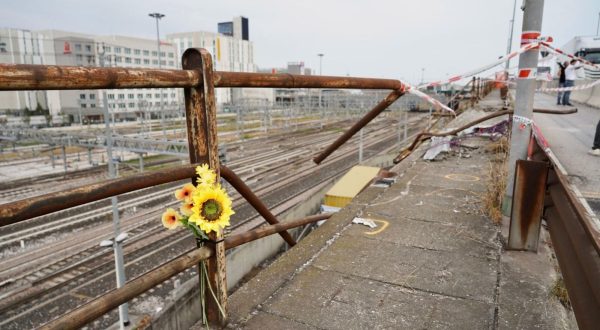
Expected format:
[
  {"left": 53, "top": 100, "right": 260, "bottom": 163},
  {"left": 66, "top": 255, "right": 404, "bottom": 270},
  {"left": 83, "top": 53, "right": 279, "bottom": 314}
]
[{"left": 2, "top": 0, "right": 598, "bottom": 84}]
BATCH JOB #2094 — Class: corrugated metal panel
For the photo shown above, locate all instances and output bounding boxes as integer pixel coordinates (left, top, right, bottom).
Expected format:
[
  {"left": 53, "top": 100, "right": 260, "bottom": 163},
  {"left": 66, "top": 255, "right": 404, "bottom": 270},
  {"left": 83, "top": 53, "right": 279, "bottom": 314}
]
[{"left": 324, "top": 165, "right": 380, "bottom": 208}]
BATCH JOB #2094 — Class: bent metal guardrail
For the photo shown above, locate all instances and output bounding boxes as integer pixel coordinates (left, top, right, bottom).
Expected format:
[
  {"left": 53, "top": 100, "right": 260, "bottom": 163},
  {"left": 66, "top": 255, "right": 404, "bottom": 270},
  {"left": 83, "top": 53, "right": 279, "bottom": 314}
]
[
  {"left": 508, "top": 126, "right": 600, "bottom": 330},
  {"left": 0, "top": 48, "right": 414, "bottom": 328}
]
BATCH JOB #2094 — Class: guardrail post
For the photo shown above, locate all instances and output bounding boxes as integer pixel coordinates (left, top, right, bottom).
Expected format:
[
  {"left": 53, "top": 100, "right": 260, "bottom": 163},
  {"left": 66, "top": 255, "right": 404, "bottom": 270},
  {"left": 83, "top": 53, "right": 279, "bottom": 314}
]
[
  {"left": 182, "top": 48, "right": 228, "bottom": 326},
  {"left": 507, "top": 159, "right": 548, "bottom": 251}
]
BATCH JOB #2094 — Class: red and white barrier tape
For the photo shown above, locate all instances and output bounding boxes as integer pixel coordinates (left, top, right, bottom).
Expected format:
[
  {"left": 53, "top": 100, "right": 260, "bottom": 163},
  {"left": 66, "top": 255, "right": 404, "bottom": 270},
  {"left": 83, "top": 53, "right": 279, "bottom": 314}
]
[
  {"left": 540, "top": 42, "right": 600, "bottom": 71},
  {"left": 417, "top": 42, "right": 540, "bottom": 90},
  {"left": 404, "top": 84, "right": 456, "bottom": 115}
]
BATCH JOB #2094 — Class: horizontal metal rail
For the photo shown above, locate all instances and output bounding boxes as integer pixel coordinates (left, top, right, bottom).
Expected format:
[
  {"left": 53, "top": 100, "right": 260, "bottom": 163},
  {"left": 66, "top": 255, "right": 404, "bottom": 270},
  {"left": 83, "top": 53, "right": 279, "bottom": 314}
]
[
  {"left": 0, "top": 64, "right": 406, "bottom": 91},
  {"left": 0, "top": 164, "right": 299, "bottom": 246},
  {"left": 530, "top": 134, "right": 600, "bottom": 330},
  {"left": 39, "top": 213, "right": 332, "bottom": 330}
]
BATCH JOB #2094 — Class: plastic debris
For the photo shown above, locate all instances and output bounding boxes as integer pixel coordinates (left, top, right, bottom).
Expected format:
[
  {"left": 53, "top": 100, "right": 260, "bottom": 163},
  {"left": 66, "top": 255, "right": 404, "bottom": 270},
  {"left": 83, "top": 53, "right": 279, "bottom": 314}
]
[{"left": 352, "top": 217, "right": 377, "bottom": 228}]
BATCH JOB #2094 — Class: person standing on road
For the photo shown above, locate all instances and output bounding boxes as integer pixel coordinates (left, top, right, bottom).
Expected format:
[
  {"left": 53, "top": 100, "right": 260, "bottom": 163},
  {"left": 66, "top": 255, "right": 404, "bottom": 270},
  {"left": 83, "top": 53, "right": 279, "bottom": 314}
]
[
  {"left": 556, "top": 61, "right": 567, "bottom": 105},
  {"left": 591, "top": 120, "right": 600, "bottom": 156},
  {"left": 562, "top": 59, "right": 583, "bottom": 106}
]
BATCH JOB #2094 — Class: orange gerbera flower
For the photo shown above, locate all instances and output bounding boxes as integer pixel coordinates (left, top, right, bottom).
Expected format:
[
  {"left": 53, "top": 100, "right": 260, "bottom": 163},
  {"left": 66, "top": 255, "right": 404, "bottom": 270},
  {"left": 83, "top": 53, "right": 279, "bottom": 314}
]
[
  {"left": 180, "top": 200, "right": 194, "bottom": 216},
  {"left": 175, "top": 183, "right": 196, "bottom": 201},
  {"left": 161, "top": 208, "right": 181, "bottom": 229}
]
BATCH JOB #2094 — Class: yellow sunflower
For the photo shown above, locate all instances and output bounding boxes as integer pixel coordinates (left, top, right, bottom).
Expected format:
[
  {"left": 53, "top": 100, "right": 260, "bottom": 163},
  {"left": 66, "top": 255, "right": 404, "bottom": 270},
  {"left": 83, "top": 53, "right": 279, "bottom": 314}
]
[
  {"left": 175, "top": 183, "right": 196, "bottom": 201},
  {"left": 161, "top": 208, "right": 181, "bottom": 229},
  {"left": 195, "top": 164, "right": 217, "bottom": 187},
  {"left": 189, "top": 184, "right": 234, "bottom": 234}
]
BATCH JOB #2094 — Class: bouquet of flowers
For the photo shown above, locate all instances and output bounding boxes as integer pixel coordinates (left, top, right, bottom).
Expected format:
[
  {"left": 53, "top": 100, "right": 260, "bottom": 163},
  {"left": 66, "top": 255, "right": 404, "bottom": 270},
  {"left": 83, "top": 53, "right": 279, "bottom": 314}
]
[
  {"left": 161, "top": 164, "right": 233, "bottom": 326},
  {"left": 162, "top": 164, "right": 234, "bottom": 238}
]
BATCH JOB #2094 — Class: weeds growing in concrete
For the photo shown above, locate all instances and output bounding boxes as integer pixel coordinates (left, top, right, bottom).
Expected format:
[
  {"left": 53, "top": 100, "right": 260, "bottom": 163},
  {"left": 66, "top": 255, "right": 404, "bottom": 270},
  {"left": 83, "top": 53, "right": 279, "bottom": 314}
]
[
  {"left": 482, "top": 137, "right": 508, "bottom": 224},
  {"left": 550, "top": 277, "right": 571, "bottom": 309}
]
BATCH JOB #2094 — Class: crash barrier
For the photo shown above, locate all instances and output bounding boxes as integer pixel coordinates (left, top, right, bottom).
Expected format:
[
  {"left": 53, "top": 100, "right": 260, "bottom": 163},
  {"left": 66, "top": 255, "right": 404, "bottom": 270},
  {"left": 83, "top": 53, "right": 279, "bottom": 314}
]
[
  {"left": 509, "top": 126, "right": 600, "bottom": 330},
  {"left": 0, "top": 48, "right": 498, "bottom": 328}
]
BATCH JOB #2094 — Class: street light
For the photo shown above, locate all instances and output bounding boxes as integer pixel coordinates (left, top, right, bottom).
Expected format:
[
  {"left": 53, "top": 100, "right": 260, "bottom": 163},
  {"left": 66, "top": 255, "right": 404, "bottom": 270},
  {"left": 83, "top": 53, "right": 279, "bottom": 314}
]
[
  {"left": 317, "top": 53, "right": 324, "bottom": 75},
  {"left": 505, "top": 0, "right": 518, "bottom": 69},
  {"left": 149, "top": 12, "right": 166, "bottom": 138}
]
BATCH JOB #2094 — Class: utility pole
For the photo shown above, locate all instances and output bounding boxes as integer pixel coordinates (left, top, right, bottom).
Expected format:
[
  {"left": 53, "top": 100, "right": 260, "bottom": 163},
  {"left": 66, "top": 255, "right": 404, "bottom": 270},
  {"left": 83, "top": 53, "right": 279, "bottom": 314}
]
[
  {"left": 149, "top": 12, "right": 166, "bottom": 138},
  {"left": 597, "top": 11, "right": 600, "bottom": 35},
  {"left": 505, "top": 0, "right": 518, "bottom": 69},
  {"left": 502, "top": 0, "right": 545, "bottom": 216},
  {"left": 98, "top": 43, "right": 130, "bottom": 329},
  {"left": 317, "top": 53, "right": 324, "bottom": 128}
]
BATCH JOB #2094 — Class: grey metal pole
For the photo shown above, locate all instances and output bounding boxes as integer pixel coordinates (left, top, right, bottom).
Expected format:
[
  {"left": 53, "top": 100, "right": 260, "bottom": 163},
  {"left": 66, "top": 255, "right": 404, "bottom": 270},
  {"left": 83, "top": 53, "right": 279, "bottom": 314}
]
[
  {"left": 403, "top": 110, "right": 408, "bottom": 141},
  {"left": 359, "top": 128, "right": 363, "bottom": 163},
  {"left": 503, "top": 0, "right": 545, "bottom": 216},
  {"left": 505, "top": 0, "right": 518, "bottom": 70},
  {"left": 87, "top": 147, "right": 92, "bottom": 165},
  {"left": 597, "top": 11, "right": 600, "bottom": 35},
  {"left": 61, "top": 145, "right": 67, "bottom": 174},
  {"left": 149, "top": 13, "right": 166, "bottom": 138},
  {"left": 99, "top": 44, "right": 129, "bottom": 329},
  {"left": 318, "top": 53, "right": 324, "bottom": 129},
  {"left": 138, "top": 153, "right": 144, "bottom": 172}
]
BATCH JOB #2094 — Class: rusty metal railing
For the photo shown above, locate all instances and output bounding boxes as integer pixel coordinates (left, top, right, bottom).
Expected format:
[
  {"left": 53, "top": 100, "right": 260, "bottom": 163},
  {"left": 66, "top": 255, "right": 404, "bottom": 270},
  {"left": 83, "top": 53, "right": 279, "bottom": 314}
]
[
  {"left": 507, "top": 126, "right": 600, "bottom": 330},
  {"left": 0, "top": 48, "right": 413, "bottom": 328}
]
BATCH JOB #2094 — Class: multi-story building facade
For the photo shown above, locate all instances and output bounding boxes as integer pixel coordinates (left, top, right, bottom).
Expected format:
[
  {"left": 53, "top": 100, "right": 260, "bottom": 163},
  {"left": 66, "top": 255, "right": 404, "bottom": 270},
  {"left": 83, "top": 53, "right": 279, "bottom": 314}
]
[{"left": 167, "top": 16, "right": 261, "bottom": 104}]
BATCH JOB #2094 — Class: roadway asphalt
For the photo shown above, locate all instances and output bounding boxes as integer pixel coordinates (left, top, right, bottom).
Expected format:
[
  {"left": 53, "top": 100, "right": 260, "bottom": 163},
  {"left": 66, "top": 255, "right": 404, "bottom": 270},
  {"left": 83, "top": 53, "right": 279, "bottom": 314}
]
[{"left": 533, "top": 93, "right": 600, "bottom": 216}]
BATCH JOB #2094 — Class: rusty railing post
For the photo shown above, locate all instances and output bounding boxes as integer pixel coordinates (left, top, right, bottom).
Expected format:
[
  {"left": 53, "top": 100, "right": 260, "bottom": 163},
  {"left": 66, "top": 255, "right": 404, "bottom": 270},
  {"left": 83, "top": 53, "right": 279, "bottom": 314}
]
[
  {"left": 507, "top": 159, "right": 549, "bottom": 251},
  {"left": 182, "top": 48, "right": 227, "bottom": 326}
]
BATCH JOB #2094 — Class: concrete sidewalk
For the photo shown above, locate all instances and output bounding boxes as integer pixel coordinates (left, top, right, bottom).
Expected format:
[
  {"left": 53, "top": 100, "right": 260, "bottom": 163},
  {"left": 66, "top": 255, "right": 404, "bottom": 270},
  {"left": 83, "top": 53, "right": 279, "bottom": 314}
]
[{"left": 223, "top": 97, "right": 576, "bottom": 329}]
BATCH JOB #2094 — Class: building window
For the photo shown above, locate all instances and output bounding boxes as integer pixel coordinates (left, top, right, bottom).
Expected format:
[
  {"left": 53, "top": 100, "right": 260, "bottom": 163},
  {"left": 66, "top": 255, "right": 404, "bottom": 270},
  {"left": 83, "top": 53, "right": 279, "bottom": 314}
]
[
  {"left": 85, "top": 45, "right": 92, "bottom": 52},
  {"left": 108, "top": 94, "right": 115, "bottom": 99},
  {"left": 134, "top": 58, "right": 141, "bottom": 64},
  {"left": 152, "top": 59, "right": 158, "bottom": 65},
  {"left": 109, "top": 104, "right": 116, "bottom": 108},
  {"left": 81, "top": 104, "right": 87, "bottom": 108},
  {"left": 86, "top": 55, "right": 94, "bottom": 63},
  {"left": 146, "top": 93, "right": 152, "bottom": 98},
  {"left": 114, "top": 47, "right": 121, "bottom": 53},
  {"left": 143, "top": 59, "right": 150, "bottom": 65},
  {"left": 160, "top": 60, "right": 166, "bottom": 66},
  {"left": 128, "top": 93, "right": 134, "bottom": 99},
  {"left": 125, "top": 57, "right": 131, "bottom": 63},
  {"left": 171, "top": 93, "right": 176, "bottom": 98},
  {"left": 128, "top": 103, "right": 135, "bottom": 108},
  {"left": 187, "top": 41, "right": 192, "bottom": 48},
  {"left": 134, "top": 49, "right": 141, "bottom": 55},
  {"left": 80, "top": 94, "right": 86, "bottom": 99},
  {"left": 168, "top": 61, "right": 174, "bottom": 66},
  {"left": 90, "top": 104, "right": 96, "bottom": 108},
  {"left": 168, "top": 52, "right": 174, "bottom": 58},
  {"left": 162, "top": 93, "right": 168, "bottom": 98},
  {"left": 118, "top": 103, "right": 126, "bottom": 108},
  {"left": 76, "top": 54, "right": 83, "bottom": 61},
  {"left": 75, "top": 44, "right": 82, "bottom": 51},
  {"left": 143, "top": 50, "right": 149, "bottom": 56},
  {"left": 152, "top": 51, "right": 158, "bottom": 56},
  {"left": 105, "top": 46, "right": 111, "bottom": 52},
  {"left": 118, "top": 94, "right": 125, "bottom": 99},
  {"left": 160, "top": 51, "right": 165, "bottom": 57},
  {"left": 116, "top": 56, "right": 122, "bottom": 63},
  {"left": 89, "top": 94, "right": 95, "bottom": 99},
  {"left": 155, "top": 93, "right": 160, "bottom": 98},
  {"left": 137, "top": 93, "right": 143, "bottom": 98},
  {"left": 124, "top": 48, "right": 131, "bottom": 54}
]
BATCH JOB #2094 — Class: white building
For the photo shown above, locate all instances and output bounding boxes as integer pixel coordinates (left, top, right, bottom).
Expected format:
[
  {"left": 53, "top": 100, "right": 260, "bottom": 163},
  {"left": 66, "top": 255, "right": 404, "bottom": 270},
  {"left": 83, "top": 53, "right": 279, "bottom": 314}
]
[
  {"left": 167, "top": 16, "right": 270, "bottom": 105},
  {"left": 0, "top": 17, "right": 264, "bottom": 124}
]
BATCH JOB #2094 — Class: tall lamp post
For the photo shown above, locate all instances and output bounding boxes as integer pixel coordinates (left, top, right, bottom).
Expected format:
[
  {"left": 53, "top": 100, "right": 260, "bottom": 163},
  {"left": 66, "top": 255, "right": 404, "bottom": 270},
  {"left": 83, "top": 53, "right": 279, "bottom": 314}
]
[
  {"left": 317, "top": 53, "right": 324, "bottom": 127},
  {"left": 98, "top": 43, "right": 130, "bottom": 329},
  {"left": 149, "top": 12, "right": 166, "bottom": 138},
  {"left": 505, "top": 0, "right": 518, "bottom": 69}
]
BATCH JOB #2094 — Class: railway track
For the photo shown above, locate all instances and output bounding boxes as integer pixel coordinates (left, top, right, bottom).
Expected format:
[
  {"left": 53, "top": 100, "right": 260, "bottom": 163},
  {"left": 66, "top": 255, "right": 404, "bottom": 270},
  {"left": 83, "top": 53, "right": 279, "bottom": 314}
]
[{"left": 0, "top": 114, "right": 427, "bottom": 329}]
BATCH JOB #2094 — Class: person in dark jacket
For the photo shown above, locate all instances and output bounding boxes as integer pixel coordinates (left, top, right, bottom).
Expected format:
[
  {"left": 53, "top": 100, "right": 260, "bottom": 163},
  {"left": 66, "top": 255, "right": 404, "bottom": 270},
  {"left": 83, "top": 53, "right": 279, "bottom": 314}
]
[
  {"left": 591, "top": 120, "right": 600, "bottom": 156},
  {"left": 556, "top": 61, "right": 567, "bottom": 105}
]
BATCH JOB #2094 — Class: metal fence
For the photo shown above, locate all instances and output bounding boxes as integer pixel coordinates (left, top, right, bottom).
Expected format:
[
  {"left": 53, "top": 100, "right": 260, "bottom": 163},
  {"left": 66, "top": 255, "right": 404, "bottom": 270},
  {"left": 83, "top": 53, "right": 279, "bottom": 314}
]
[{"left": 0, "top": 48, "right": 413, "bottom": 328}]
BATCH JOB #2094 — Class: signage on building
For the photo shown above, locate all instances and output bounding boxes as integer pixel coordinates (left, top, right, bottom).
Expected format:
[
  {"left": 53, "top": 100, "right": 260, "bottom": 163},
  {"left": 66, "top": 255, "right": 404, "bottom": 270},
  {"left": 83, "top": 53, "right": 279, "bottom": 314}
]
[{"left": 63, "top": 41, "right": 72, "bottom": 54}]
